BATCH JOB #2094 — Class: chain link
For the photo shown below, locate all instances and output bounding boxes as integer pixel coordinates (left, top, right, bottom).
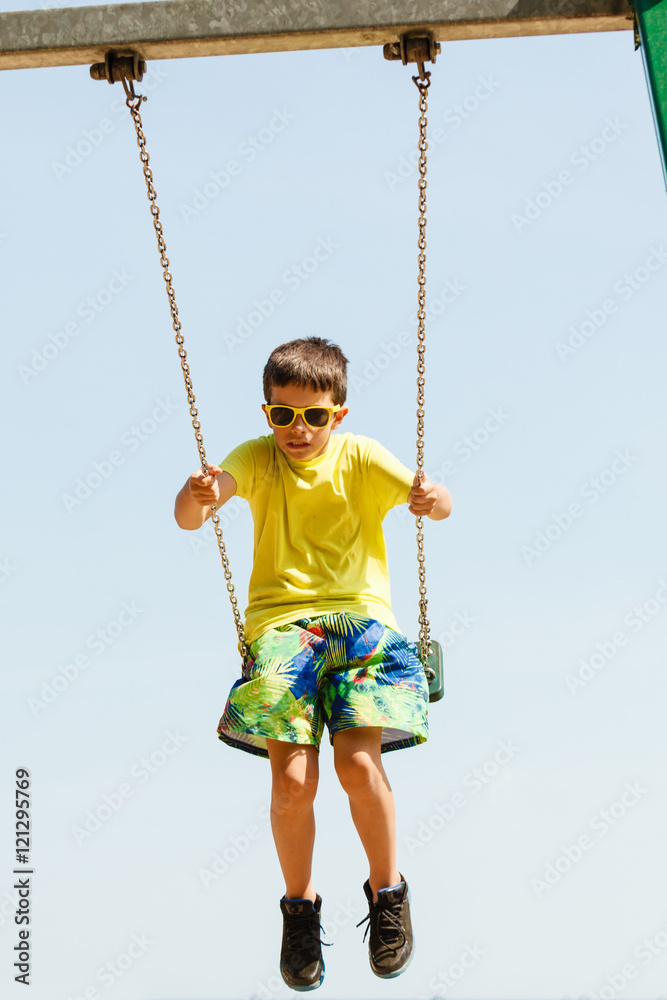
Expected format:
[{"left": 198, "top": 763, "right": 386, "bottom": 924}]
[
  {"left": 413, "top": 72, "right": 433, "bottom": 670},
  {"left": 124, "top": 91, "right": 248, "bottom": 663}
]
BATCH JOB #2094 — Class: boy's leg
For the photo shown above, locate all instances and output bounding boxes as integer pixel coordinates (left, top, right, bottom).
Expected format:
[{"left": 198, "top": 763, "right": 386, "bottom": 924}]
[
  {"left": 332, "top": 727, "right": 401, "bottom": 901},
  {"left": 267, "top": 738, "right": 328, "bottom": 991},
  {"left": 334, "top": 726, "right": 414, "bottom": 979},
  {"left": 266, "top": 738, "right": 320, "bottom": 902}
]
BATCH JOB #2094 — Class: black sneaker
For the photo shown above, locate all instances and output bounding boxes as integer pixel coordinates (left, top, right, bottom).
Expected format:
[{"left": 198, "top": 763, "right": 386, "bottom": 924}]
[
  {"left": 356, "top": 875, "right": 414, "bottom": 978},
  {"left": 279, "top": 893, "right": 331, "bottom": 991}
]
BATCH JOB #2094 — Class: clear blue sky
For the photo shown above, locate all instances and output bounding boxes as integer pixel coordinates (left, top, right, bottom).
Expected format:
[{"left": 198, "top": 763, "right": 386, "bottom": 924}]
[{"left": 1, "top": 4, "right": 667, "bottom": 999}]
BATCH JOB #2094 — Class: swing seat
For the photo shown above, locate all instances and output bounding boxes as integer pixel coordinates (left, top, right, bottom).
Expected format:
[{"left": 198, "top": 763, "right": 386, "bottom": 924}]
[{"left": 418, "top": 640, "right": 444, "bottom": 703}]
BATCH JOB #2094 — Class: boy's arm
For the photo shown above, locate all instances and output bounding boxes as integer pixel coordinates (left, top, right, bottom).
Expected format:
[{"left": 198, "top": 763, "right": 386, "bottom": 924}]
[
  {"left": 408, "top": 473, "right": 452, "bottom": 521},
  {"left": 174, "top": 466, "right": 238, "bottom": 530}
]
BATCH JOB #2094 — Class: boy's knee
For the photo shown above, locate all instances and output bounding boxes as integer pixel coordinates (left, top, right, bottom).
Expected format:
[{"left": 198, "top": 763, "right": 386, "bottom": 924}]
[
  {"left": 271, "top": 764, "right": 318, "bottom": 811},
  {"left": 334, "top": 752, "right": 382, "bottom": 794}
]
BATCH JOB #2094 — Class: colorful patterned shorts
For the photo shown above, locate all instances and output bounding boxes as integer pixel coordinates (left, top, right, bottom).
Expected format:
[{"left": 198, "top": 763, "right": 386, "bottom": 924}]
[{"left": 217, "top": 612, "right": 429, "bottom": 759}]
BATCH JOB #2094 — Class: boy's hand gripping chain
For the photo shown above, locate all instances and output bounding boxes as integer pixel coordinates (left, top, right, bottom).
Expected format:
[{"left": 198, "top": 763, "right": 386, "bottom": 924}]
[{"left": 94, "top": 63, "right": 249, "bottom": 664}]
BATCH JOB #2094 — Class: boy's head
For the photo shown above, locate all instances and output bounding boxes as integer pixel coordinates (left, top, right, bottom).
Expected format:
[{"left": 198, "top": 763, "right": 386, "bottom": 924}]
[
  {"left": 263, "top": 336, "right": 348, "bottom": 405},
  {"left": 262, "top": 337, "right": 349, "bottom": 460}
]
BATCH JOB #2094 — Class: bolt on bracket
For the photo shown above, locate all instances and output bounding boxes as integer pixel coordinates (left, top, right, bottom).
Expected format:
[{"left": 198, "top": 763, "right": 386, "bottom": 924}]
[{"left": 383, "top": 29, "right": 441, "bottom": 80}]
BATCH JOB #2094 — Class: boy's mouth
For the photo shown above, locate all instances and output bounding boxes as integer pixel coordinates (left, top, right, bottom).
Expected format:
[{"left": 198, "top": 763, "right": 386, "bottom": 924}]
[{"left": 286, "top": 441, "right": 310, "bottom": 450}]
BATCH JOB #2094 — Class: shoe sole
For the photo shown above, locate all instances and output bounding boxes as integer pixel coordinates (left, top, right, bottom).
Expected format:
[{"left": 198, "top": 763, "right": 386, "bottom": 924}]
[
  {"left": 373, "top": 941, "right": 415, "bottom": 979},
  {"left": 369, "top": 883, "right": 415, "bottom": 979},
  {"left": 281, "top": 962, "right": 325, "bottom": 992}
]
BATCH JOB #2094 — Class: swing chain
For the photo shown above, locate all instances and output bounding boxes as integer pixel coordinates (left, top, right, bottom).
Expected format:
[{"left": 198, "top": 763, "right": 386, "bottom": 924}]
[
  {"left": 414, "top": 71, "right": 433, "bottom": 675},
  {"left": 96, "top": 49, "right": 434, "bottom": 679},
  {"left": 121, "top": 76, "right": 145, "bottom": 110},
  {"left": 122, "top": 86, "right": 249, "bottom": 664}
]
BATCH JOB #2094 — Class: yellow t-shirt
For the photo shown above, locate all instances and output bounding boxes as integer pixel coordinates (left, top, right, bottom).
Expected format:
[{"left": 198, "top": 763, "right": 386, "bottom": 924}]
[{"left": 219, "top": 432, "right": 414, "bottom": 643}]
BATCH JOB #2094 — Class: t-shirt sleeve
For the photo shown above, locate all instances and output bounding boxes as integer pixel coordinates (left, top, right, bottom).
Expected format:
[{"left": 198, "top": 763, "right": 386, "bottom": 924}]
[
  {"left": 219, "top": 437, "right": 271, "bottom": 501},
  {"left": 363, "top": 437, "right": 414, "bottom": 518}
]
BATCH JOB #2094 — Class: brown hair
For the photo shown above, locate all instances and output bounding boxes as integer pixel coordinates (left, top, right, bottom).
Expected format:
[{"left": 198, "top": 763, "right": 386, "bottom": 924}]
[{"left": 263, "top": 337, "right": 349, "bottom": 405}]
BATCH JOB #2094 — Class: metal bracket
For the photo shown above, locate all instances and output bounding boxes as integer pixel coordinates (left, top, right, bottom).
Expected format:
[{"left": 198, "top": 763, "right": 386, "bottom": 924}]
[
  {"left": 383, "top": 29, "right": 441, "bottom": 81},
  {"left": 90, "top": 50, "right": 146, "bottom": 84}
]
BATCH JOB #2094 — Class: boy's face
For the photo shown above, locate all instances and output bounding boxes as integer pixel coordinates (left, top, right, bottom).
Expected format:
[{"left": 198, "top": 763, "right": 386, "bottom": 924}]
[{"left": 263, "top": 382, "right": 348, "bottom": 460}]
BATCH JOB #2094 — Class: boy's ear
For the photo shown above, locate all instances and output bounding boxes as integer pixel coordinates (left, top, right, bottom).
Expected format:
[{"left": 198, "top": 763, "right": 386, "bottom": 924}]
[{"left": 333, "top": 406, "right": 349, "bottom": 427}]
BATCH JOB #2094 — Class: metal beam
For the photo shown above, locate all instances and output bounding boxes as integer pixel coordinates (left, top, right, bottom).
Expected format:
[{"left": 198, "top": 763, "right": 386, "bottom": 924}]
[{"left": 0, "top": 0, "right": 634, "bottom": 72}]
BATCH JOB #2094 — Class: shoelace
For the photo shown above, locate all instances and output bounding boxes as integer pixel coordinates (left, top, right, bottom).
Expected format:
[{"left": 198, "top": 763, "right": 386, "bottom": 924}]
[
  {"left": 356, "top": 901, "right": 407, "bottom": 960},
  {"left": 284, "top": 910, "right": 332, "bottom": 958}
]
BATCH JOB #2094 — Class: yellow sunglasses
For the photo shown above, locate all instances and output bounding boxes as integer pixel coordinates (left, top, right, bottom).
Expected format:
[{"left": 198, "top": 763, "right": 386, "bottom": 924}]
[{"left": 263, "top": 403, "right": 341, "bottom": 429}]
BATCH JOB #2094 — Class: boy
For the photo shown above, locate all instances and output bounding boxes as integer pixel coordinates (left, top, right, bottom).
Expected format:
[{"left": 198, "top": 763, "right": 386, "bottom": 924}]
[{"left": 174, "top": 337, "right": 452, "bottom": 991}]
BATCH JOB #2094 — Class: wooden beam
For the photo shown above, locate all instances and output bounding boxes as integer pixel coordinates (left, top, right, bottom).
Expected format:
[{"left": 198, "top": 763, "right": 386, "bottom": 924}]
[{"left": 0, "top": 0, "right": 634, "bottom": 72}]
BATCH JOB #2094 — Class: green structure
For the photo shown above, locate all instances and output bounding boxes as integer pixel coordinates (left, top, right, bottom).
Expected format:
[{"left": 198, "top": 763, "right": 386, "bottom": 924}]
[{"left": 633, "top": 0, "right": 667, "bottom": 187}]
